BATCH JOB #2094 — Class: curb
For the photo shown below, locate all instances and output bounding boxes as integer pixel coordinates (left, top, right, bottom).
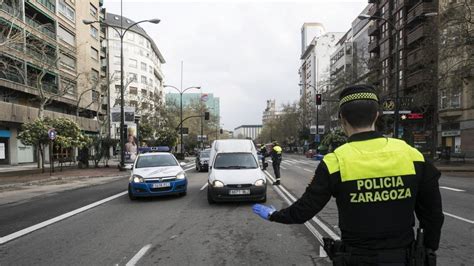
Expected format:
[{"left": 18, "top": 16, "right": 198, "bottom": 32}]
[{"left": 0, "top": 174, "right": 129, "bottom": 190}]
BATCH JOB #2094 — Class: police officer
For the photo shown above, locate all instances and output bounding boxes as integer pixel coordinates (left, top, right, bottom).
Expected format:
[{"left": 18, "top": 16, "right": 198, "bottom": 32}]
[
  {"left": 253, "top": 85, "right": 443, "bottom": 265},
  {"left": 260, "top": 144, "right": 268, "bottom": 170},
  {"left": 270, "top": 141, "right": 282, "bottom": 185}
]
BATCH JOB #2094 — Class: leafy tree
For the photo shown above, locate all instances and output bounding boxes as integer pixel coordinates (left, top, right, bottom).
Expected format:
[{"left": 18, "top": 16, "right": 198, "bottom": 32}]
[
  {"left": 148, "top": 128, "right": 178, "bottom": 148},
  {"left": 138, "top": 122, "right": 155, "bottom": 142},
  {"left": 17, "top": 118, "right": 50, "bottom": 172}
]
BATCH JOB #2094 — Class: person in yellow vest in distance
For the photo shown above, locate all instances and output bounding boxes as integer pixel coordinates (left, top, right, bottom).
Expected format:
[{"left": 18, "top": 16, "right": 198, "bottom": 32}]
[
  {"left": 269, "top": 141, "right": 282, "bottom": 185},
  {"left": 253, "top": 85, "right": 443, "bottom": 265}
]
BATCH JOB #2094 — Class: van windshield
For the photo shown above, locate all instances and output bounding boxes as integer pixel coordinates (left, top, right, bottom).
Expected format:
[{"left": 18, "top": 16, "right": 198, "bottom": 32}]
[{"left": 214, "top": 153, "right": 258, "bottom": 169}]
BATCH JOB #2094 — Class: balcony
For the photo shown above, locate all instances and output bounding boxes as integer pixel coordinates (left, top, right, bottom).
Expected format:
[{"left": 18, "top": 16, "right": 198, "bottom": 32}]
[
  {"left": 368, "top": 22, "right": 379, "bottom": 36},
  {"left": 406, "top": 2, "right": 436, "bottom": 25},
  {"left": 25, "top": 16, "right": 56, "bottom": 40},
  {"left": 407, "top": 48, "right": 424, "bottom": 66},
  {"left": 406, "top": 70, "right": 430, "bottom": 88},
  {"left": 368, "top": 57, "right": 379, "bottom": 69},
  {"left": 0, "top": 2, "right": 22, "bottom": 18},
  {"left": 407, "top": 24, "right": 429, "bottom": 46},
  {"left": 392, "top": 0, "right": 407, "bottom": 14},
  {"left": 368, "top": 40, "right": 380, "bottom": 53},
  {"left": 368, "top": 4, "right": 379, "bottom": 16}
]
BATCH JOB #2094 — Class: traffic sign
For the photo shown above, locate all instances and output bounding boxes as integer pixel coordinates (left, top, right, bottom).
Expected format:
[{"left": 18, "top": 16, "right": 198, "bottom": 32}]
[{"left": 48, "top": 128, "right": 57, "bottom": 140}]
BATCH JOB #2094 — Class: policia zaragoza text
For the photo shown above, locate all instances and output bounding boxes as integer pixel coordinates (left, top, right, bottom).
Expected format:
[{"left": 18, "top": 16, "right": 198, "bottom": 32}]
[{"left": 350, "top": 176, "right": 411, "bottom": 203}]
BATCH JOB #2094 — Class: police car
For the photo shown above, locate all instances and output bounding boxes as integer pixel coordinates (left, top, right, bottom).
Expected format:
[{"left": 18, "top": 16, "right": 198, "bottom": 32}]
[{"left": 128, "top": 147, "right": 188, "bottom": 200}]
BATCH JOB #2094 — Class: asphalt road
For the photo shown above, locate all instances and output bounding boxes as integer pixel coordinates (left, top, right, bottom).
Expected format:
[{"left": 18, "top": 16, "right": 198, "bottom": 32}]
[{"left": 0, "top": 157, "right": 473, "bottom": 265}]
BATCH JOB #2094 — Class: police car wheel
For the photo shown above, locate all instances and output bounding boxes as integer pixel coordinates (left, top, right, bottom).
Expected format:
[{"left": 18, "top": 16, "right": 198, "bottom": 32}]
[
  {"left": 259, "top": 194, "right": 267, "bottom": 203},
  {"left": 179, "top": 191, "right": 187, "bottom": 197},
  {"left": 128, "top": 185, "right": 137, "bottom": 201}
]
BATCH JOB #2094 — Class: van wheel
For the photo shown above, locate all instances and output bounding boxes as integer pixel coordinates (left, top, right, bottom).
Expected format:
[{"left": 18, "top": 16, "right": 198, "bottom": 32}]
[{"left": 207, "top": 188, "right": 215, "bottom": 204}]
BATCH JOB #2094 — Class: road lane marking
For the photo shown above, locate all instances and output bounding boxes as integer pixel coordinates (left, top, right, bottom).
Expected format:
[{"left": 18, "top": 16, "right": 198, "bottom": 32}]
[
  {"left": 440, "top": 186, "right": 465, "bottom": 192},
  {"left": 302, "top": 168, "right": 312, "bottom": 172},
  {"left": 0, "top": 166, "right": 197, "bottom": 245},
  {"left": 125, "top": 244, "right": 152, "bottom": 266},
  {"left": 280, "top": 165, "right": 287, "bottom": 170},
  {"left": 264, "top": 170, "right": 340, "bottom": 240},
  {"left": 200, "top": 183, "right": 208, "bottom": 191},
  {"left": 281, "top": 161, "right": 293, "bottom": 165},
  {"left": 0, "top": 191, "right": 127, "bottom": 245},
  {"left": 443, "top": 212, "right": 474, "bottom": 224},
  {"left": 267, "top": 176, "right": 327, "bottom": 254}
]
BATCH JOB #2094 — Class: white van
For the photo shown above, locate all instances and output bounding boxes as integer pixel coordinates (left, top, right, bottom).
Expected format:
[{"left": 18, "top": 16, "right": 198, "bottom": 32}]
[{"left": 207, "top": 139, "right": 267, "bottom": 204}]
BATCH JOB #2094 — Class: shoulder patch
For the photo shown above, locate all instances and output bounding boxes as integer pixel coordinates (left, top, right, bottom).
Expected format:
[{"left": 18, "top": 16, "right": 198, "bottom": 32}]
[{"left": 322, "top": 153, "right": 340, "bottom": 174}]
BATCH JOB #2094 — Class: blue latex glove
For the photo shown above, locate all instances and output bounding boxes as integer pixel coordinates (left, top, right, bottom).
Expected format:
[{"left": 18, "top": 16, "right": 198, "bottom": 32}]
[{"left": 252, "top": 204, "right": 276, "bottom": 220}]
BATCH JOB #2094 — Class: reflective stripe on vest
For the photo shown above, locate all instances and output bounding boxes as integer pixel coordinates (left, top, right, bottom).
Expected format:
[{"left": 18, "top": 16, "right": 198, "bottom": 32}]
[
  {"left": 273, "top": 146, "right": 282, "bottom": 154},
  {"left": 323, "top": 138, "right": 424, "bottom": 182}
]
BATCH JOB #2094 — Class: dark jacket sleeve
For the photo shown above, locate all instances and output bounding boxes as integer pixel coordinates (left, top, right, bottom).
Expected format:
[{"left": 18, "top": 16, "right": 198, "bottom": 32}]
[
  {"left": 269, "top": 162, "right": 333, "bottom": 224},
  {"left": 415, "top": 161, "right": 444, "bottom": 250}
]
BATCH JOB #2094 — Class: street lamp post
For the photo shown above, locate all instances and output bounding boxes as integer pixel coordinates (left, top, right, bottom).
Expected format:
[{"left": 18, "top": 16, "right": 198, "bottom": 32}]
[
  {"left": 164, "top": 85, "right": 200, "bottom": 158},
  {"left": 83, "top": 17, "right": 160, "bottom": 170},
  {"left": 358, "top": 12, "right": 437, "bottom": 138}
]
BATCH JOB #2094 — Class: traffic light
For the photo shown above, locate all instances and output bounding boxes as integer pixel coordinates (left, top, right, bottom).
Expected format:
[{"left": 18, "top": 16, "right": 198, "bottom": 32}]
[
  {"left": 220, "top": 129, "right": 223, "bottom": 134},
  {"left": 316, "top": 94, "right": 322, "bottom": 105},
  {"left": 204, "top": 112, "right": 210, "bottom": 120}
]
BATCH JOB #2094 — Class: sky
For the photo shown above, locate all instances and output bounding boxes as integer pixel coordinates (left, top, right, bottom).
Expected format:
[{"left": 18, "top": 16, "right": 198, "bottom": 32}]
[{"left": 104, "top": 0, "right": 368, "bottom": 130}]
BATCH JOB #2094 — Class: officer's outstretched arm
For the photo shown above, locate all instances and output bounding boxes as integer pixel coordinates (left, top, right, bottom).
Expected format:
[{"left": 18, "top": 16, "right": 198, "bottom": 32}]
[
  {"left": 415, "top": 161, "right": 444, "bottom": 250},
  {"left": 269, "top": 163, "right": 333, "bottom": 224}
]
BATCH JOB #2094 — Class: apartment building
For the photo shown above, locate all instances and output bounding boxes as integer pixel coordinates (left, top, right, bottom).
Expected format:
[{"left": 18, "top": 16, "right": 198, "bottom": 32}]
[
  {"left": 0, "top": 0, "right": 106, "bottom": 165},
  {"left": 233, "top": 125, "right": 262, "bottom": 140},
  {"left": 367, "top": 0, "right": 439, "bottom": 155},
  {"left": 105, "top": 13, "right": 165, "bottom": 139},
  {"left": 262, "top": 99, "right": 285, "bottom": 126}
]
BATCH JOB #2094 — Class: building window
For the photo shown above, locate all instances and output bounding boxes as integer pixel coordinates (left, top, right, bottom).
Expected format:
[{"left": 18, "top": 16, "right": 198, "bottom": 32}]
[
  {"left": 141, "top": 62, "right": 147, "bottom": 71},
  {"left": 440, "top": 90, "right": 448, "bottom": 109},
  {"left": 129, "top": 59, "right": 137, "bottom": 68},
  {"left": 381, "top": 23, "right": 388, "bottom": 39},
  {"left": 61, "top": 77, "right": 76, "bottom": 95},
  {"left": 58, "top": 26, "right": 75, "bottom": 46},
  {"left": 60, "top": 53, "right": 76, "bottom": 70},
  {"left": 115, "top": 85, "right": 121, "bottom": 93},
  {"left": 91, "top": 69, "right": 99, "bottom": 82},
  {"left": 130, "top": 100, "right": 137, "bottom": 107},
  {"left": 37, "top": 0, "right": 55, "bottom": 12},
  {"left": 90, "top": 26, "right": 98, "bottom": 39},
  {"left": 129, "top": 87, "right": 137, "bottom": 95},
  {"left": 141, "top": 89, "right": 147, "bottom": 96},
  {"left": 91, "top": 47, "right": 99, "bottom": 60},
  {"left": 58, "top": 0, "right": 75, "bottom": 22},
  {"left": 141, "top": 75, "right": 147, "bottom": 84},
  {"left": 451, "top": 90, "right": 461, "bottom": 108},
  {"left": 128, "top": 73, "right": 137, "bottom": 82},
  {"left": 90, "top": 3, "right": 98, "bottom": 17}
]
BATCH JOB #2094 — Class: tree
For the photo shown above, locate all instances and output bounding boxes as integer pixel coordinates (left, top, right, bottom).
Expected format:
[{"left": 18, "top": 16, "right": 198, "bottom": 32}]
[{"left": 17, "top": 118, "right": 50, "bottom": 172}]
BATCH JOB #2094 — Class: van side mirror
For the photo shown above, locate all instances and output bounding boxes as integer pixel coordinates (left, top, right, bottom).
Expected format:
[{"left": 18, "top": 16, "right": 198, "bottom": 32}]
[{"left": 180, "top": 162, "right": 186, "bottom": 167}]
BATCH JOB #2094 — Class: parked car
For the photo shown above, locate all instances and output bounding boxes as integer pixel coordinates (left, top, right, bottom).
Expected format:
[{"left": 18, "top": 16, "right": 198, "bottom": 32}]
[
  {"left": 128, "top": 151, "right": 187, "bottom": 200},
  {"left": 207, "top": 139, "right": 267, "bottom": 204},
  {"left": 196, "top": 149, "right": 211, "bottom": 172}
]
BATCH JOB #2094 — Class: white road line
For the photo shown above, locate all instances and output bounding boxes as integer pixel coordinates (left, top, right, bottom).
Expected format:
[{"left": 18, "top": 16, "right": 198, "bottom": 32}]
[
  {"left": 264, "top": 170, "right": 340, "bottom": 240},
  {"left": 280, "top": 165, "right": 287, "bottom": 170},
  {"left": 0, "top": 191, "right": 127, "bottom": 245},
  {"left": 200, "top": 183, "right": 209, "bottom": 191},
  {"left": 281, "top": 161, "right": 293, "bottom": 165},
  {"left": 443, "top": 212, "right": 474, "bottom": 224},
  {"left": 1, "top": 166, "right": 197, "bottom": 245},
  {"left": 302, "top": 168, "right": 312, "bottom": 172},
  {"left": 265, "top": 175, "right": 326, "bottom": 248},
  {"left": 184, "top": 166, "right": 195, "bottom": 172},
  {"left": 440, "top": 186, "right": 465, "bottom": 192},
  {"left": 125, "top": 244, "right": 152, "bottom": 266}
]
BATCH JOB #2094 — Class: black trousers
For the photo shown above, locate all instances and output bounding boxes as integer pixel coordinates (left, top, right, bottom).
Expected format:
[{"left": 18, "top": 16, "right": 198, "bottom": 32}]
[
  {"left": 262, "top": 157, "right": 266, "bottom": 169},
  {"left": 272, "top": 159, "right": 281, "bottom": 180}
]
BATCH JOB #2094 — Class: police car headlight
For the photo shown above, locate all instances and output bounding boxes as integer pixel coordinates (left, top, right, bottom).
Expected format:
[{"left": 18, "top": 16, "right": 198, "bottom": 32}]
[
  {"left": 254, "top": 179, "right": 265, "bottom": 187},
  {"left": 176, "top": 172, "right": 186, "bottom": 180},
  {"left": 132, "top": 175, "right": 144, "bottom": 183},
  {"left": 212, "top": 180, "right": 225, "bottom": 187}
]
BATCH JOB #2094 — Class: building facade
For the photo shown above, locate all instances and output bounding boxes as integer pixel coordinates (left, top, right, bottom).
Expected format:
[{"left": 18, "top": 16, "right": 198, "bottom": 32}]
[
  {"left": 0, "top": 0, "right": 106, "bottom": 165},
  {"left": 437, "top": 0, "right": 474, "bottom": 156},
  {"left": 233, "top": 125, "right": 262, "bottom": 140},
  {"left": 262, "top": 99, "right": 285, "bottom": 126},
  {"left": 366, "top": 0, "right": 439, "bottom": 155},
  {"left": 299, "top": 24, "right": 344, "bottom": 128},
  {"left": 105, "top": 13, "right": 165, "bottom": 139}
]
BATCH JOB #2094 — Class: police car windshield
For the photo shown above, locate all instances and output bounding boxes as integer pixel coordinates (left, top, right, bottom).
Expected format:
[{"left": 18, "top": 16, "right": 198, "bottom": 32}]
[
  {"left": 214, "top": 153, "right": 258, "bottom": 169},
  {"left": 135, "top": 154, "right": 178, "bottom": 168}
]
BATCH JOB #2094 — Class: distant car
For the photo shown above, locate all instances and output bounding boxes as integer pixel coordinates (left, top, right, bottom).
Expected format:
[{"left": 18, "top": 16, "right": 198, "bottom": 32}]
[
  {"left": 207, "top": 139, "right": 267, "bottom": 204},
  {"left": 128, "top": 152, "right": 187, "bottom": 200},
  {"left": 196, "top": 149, "right": 211, "bottom": 172}
]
